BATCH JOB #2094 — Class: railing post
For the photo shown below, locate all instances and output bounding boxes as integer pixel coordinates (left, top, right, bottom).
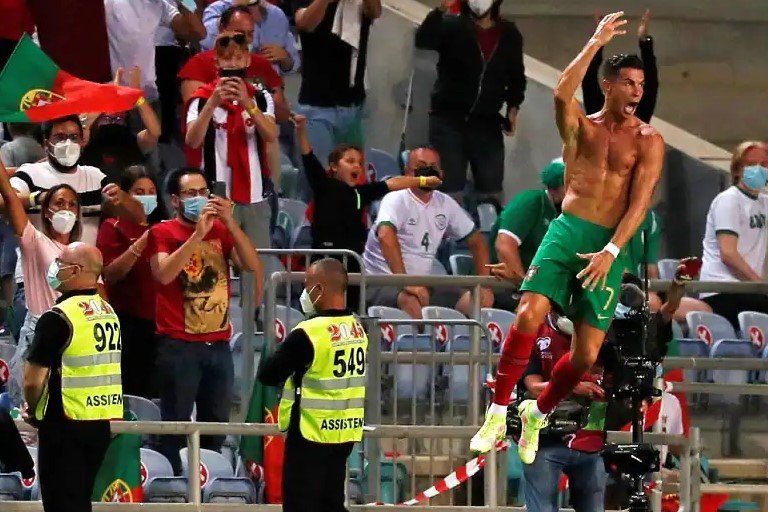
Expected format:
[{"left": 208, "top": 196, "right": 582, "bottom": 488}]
[
  {"left": 188, "top": 429, "right": 201, "bottom": 505},
  {"left": 470, "top": 284, "right": 482, "bottom": 424},
  {"left": 680, "top": 430, "right": 692, "bottom": 511},
  {"left": 691, "top": 427, "right": 702, "bottom": 512},
  {"left": 239, "top": 263, "right": 256, "bottom": 420},
  {"left": 364, "top": 316, "right": 382, "bottom": 503}
]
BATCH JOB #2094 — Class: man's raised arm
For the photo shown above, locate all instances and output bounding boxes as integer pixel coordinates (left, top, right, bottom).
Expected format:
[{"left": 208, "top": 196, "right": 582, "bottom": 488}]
[{"left": 555, "top": 12, "right": 627, "bottom": 146}]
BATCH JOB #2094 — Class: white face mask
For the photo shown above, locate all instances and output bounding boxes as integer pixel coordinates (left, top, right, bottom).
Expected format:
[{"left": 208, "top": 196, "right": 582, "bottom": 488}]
[
  {"left": 299, "top": 285, "right": 321, "bottom": 315},
  {"left": 48, "top": 139, "right": 81, "bottom": 167},
  {"left": 49, "top": 209, "right": 77, "bottom": 235},
  {"left": 468, "top": 0, "right": 493, "bottom": 17}
]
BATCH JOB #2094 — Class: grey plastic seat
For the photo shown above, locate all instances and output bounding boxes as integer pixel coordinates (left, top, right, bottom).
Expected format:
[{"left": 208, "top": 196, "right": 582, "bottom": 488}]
[
  {"left": 141, "top": 448, "right": 188, "bottom": 503},
  {"left": 443, "top": 335, "right": 492, "bottom": 402},
  {"left": 368, "top": 306, "right": 413, "bottom": 347},
  {"left": 124, "top": 395, "right": 162, "bottom": 448},
  {"left": 686, "top": 311, "right": 738, "bottom": 346},
  {"left": 277, "top": 198, "right": 308, "bottom": 231},
  {"left": 657, "top": 259, "right": 680, "bottom": 281},
  {"left": 481, "top": 308, "right": 515, "bottom": 351},
  {"left": 392, "top": 333, "right": 437, "bottom": 401},
  {"left": 477, "top": 203, "right": 498, "bottom": 233},
  {"left": 710, "top": 340, "right": 754, "bottom": 406},
  {"left": 0, "top": 474, "right": 23, "bottom": 501},
  {"left": 448, "top": 254, "right": 475, "bottom": 276},
  {"left": 737, "top": 311, "right": 768, "bottom": 353},
  {"left": 422, "top": 306, "right": 470, "bottom": 342},
  {"left": 365, "top": 148, "right": 400, "bottom": 180},
  {"left": 180, "top": 448, "right": 255, "bottom": 503}
]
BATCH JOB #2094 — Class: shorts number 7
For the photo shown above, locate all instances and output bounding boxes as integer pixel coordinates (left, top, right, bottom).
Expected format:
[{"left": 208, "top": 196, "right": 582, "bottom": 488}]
[{"left": 602, "top": 285, "right": 615, "bottom": 311}]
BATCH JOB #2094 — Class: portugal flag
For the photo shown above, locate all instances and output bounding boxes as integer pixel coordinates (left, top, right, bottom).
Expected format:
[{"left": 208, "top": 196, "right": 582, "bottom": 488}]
[
  {"left": 0, "top": 34, "right": 142, "bottom": 122},
  {"left": 240, "top": 343, "right": 285, "bottom": 503},
  {"left": 91, "top": 411, "right": 143, "bottom": 503}
]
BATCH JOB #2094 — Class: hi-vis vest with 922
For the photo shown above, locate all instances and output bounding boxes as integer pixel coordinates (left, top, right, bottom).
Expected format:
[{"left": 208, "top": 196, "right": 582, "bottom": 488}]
[
  {"left": 35, "top": 293, "right": 123, "bottom": 422},
  {"left": 278, "top": 315, "right": 367, "bottom": 443}
]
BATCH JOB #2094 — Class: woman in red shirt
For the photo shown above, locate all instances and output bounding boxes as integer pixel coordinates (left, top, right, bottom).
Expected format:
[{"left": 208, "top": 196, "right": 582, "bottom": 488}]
[{"left": 96, "top": 165, "right": 167, "bottom": 399}]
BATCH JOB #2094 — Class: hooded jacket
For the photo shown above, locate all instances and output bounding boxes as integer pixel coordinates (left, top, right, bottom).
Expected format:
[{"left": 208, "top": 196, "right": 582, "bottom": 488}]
[{"left": 415, "top": 5, "right": 526, "bottom": 123}]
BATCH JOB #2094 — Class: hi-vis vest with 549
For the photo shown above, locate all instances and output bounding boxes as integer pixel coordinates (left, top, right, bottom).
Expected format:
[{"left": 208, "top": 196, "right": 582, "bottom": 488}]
[
  {"left": 35, "top": 293, "right": 123, "bottom": 422},
  {"left": 278, "top": 315, "right": 367, "bottom": 443}
]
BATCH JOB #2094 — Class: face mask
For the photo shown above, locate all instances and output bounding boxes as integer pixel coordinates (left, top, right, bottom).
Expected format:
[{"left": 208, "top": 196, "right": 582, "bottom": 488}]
[
  {"left": 49, "top": 209, "right": 77, "bottom": 235},
  {"left": 742, "top": 165, "right": 768, "bottom": 191},
  {"left": 135, "top": 195, "right": 158, "bottom": 216},
  {"left": 467, "top": 0, "right": 493, "bottom": 17},
  {"left": 46, "top": 260, "right": 77, "bottom": 290},
  {"left": 181, "top": 196, "right": 207, "bottom": 222},
  {"left": 299, "top": 285, "right": 321, "bottom": 315},
  {"left": 48, "top": 139, "right": 81, "bottom": 168},
  {"left": 414, "top": 165, "right": 440, "bottom": 191}
]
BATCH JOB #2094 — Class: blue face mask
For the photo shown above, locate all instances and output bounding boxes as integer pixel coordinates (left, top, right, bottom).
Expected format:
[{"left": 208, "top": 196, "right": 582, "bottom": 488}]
[
  {"left": 742, "top": 165, "right": 768, "bottom": 191},
  {"left": 135, "top": 195, "right": 157, "bottom": 217},
  {"left": 181, "top": 196, "right": 207, "bottom": 222}
]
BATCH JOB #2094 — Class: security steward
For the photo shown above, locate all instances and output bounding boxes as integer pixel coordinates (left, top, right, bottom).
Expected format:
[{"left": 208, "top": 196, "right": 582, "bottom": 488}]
[
  {"left": 22, "top": 242, "right": 122, "bottom": 512},
  {"left": 258, "top": 258, "right": 367, "bottom": 512}
]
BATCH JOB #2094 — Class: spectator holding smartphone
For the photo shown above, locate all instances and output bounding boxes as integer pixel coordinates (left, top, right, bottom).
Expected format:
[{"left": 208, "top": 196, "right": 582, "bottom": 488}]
[{"left": 185, "top": 30, "right": 277, "bottom": 252}]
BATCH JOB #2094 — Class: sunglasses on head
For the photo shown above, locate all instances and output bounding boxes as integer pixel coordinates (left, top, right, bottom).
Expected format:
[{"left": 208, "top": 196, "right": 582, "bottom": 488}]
[{"left": 217, "top": 33, "right": 248, "bottom": 48}]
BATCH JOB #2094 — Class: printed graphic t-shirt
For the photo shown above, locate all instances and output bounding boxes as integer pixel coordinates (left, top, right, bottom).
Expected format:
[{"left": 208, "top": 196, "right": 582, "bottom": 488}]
[{"left": 147, "top": 218, "right": 234, "bottom": 342}]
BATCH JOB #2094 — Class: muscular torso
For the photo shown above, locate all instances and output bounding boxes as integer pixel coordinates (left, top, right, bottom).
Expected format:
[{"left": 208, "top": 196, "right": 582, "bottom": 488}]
[{"left": 562, "top": 114, "right": 650, "bottom": 228}]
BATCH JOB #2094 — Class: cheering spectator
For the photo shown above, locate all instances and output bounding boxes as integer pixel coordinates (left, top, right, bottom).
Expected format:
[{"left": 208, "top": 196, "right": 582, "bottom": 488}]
[
  {"left": 700, "top": 147, "right": 768, "bottom": 328},
  {"left": 202, "top": 0, "right": 300, "bottom": 76},
  {"left": 148, "top": 167, "right": 262, "bottom": 474},
  {"left": 294, "top": 114, "right": 441, "bottom": 306},
  {"left": 415, "top": 0, "right": 525, "bottom": 205},
  {"left": 582, "top": 9, "right": 658, "bottom": 122},
  {"left": 0, "top": 159, "right": 82, "bottom": 403},
  {"left": 81, "top": 67, "right": 162, "bottom": 179},
  {"left": 0, "top": 124, "right": 43, "bottom": 168},
  {"left": 9, "top": 115, "right": 142, "bottom": 245},
  {"left": 293, "top": 0, "right": 381, "bottom": 166},
  {"left": 363, "top": 147, "right": 493, "bottom": 319},
  {"left": 185, "top": 31, "right": 277, "bottom": 251},
  {"left": 97, "top": 166, "right": 167, "bottom": 399},
  {"left": 105, "top": 0, "right": 205, "bottom": 102}
]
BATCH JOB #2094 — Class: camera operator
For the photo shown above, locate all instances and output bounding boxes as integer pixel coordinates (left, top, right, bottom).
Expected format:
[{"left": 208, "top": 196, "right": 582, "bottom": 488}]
[
  {"left": 515, "top": 312, "right": 609, "bottom": 512},
  {"left": 601, "top": 258, "right": 699, "bottom": 509}
]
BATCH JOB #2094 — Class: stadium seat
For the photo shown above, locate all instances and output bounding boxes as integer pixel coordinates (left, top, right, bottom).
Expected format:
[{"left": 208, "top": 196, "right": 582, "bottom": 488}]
[
  {"left": 422, "top": 306, "right": 470, "bottom": 342},
  {"left": 0, "top": 474, "right": 23, "bottom": 501},
  {"left": 476, "top": 203, "right": 498, "bottom": 233},
  {"left": 737, "top": 311, "right": 768, "bottom": 354},
  {"left": 448, "top": 254, "right": 475, "bottom": 276},
  {"left": 710, "top": 339, "right": 754, "bottom": 406},
  {"left": 685, "top": 311, "right": 739, "bottom": 347},
  {"left": 390, "top": 333, "right": 437, "bottom": 401},
  {"left": 142, "top": 448, "right": 188, "bottom": 503},
  {"left": 671, "top": 320, "right": 684, "bottom": 340},
  {"left": 675, "top": 338, "right": 711, "bottom": 383},
  {"left": 180, "top": 448, "right": 256, "bottom": 504},
  {"left": 290, "top": 224, "right": 313, "bottom": 249},
  {"left": 368, "top": 306, "right": 413, "bottom": 347},
  {"left": 481, "top": 308, "right": 515, "bottom": 351},
  {"left": 125, "top": 395, "right": 161, "bottom": 449},
  {"left": 278, "top": 198, "right": 308, "bottom": 229},
  {"left": 274, "top": 305, "right": 304, "bottom": 342},
  {"left": 657, "top": 259, "right": 680, "bottom": 281},
  {"left": 443, "top": 335, "right": 492, "bottom": 402},
  {"left": 348, "top": 442, "right": 365, "bottom": 479},
  {"left": 365, "top": 148, "right": 400, "bottom": 181},
  {"left": 363, "top": 459, "right": 409, "bottom": 504},
  {"left": 0, "top": 342, "right": 16, "bottom": 393}
]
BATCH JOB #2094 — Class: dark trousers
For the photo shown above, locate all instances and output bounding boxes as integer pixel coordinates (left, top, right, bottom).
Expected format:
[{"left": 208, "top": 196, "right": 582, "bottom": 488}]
[
  {"left": 154, "top": 45, "right": 188, "bottom": 144},
  {"left": 702, "top": 293, "right": 768, "bottom": 330},
  {"left": 283, "top": 423, "right": 353, "bottom": 512},
  {"left": 428, "top": 113, "right": 505, "bottom": 195},
  {"left": 118, "top": 312, "right": 157, "bottom": 399},
  {"left": 38, "top": 420, "right": 111, "bottom": 512},
  {"left": 156, "top": 337, "right": 234, "bottom": 474}
]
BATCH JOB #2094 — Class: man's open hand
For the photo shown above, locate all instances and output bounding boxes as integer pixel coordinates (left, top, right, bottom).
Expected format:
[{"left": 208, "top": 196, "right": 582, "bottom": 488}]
[
  {"left": 576, "top": 250, "right": 615, "bottom": 291},
  {"left": 592, "top": 12, "right": 627, "bottom": 47}
]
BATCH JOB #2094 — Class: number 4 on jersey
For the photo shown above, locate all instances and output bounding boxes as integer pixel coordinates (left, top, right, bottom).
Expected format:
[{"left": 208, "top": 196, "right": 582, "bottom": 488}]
[{"left": 421, "top": 232, "right": 430, "bottom": 252}]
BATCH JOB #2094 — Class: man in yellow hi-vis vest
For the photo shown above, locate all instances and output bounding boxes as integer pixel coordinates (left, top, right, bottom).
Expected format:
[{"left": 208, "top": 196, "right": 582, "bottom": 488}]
[
  {"left": 22, "top": 242, "right": 122, "bottom": 512},
  {"left": 259, "top": 257, "right": 367, "bottom": 512}
]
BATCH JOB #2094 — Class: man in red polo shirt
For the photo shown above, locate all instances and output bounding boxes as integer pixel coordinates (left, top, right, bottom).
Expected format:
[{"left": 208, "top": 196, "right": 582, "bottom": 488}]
[{"left": 147, "top": 167, "right": 262, "bottom": 475}]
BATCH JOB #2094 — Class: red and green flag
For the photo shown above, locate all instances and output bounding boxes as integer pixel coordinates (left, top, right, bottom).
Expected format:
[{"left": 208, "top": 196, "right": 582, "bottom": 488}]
[
  {"left": 240, "top": 342, "right": 285, "bottom": 503},
  {"left": 91, "top": 411, "right": 143, "bottom": 503},
  {"left": 0, "top": 34, "right": 142, "bottom": 122}
]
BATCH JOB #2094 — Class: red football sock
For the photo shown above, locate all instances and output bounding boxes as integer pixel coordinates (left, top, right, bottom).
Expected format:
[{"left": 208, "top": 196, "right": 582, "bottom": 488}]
[
  {"left": 536, "top": 351, "right": 584, "bottom": 414},
  {"left": 493, "top": 326, "right": 537, "bottom": 406}
]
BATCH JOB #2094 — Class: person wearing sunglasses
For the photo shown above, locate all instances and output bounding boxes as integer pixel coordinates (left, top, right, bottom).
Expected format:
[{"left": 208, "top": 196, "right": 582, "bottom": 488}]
[{"left": 185, "top": 30, "right": 277, "bottom": 256}]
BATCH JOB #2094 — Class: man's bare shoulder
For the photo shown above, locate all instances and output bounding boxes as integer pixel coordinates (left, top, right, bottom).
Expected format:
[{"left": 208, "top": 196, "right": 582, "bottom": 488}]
[{"left": 636, "top": 122, "right": 663, "bottom": 141}]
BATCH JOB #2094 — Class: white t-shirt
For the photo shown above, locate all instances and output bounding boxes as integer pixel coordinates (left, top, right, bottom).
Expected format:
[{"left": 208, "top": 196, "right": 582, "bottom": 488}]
[
  {"left": 186, "top": 92, "right": 275, "bottom": 204},
  {"left": 700, "top": 186, "right": 768, "bottom": 296},
  {"left": 648, "top": 392, "right": 684, "bottom": 466},
  {"left": 363, "top": 189, "right": 476, "bottom": 275},
  {"left": 105, "top": 0, "right": 179, "bottom": 100},
  {"left": 10, "top": 161, "right": 107, "bottom": 245}
]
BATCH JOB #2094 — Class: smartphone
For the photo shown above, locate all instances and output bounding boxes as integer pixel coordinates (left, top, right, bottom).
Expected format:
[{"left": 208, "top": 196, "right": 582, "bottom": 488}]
[
  {"left": 213, "top": 181, "right": 227, "bottom": 199},
  {"left": 220, "top": 68, "right": 247, "bottom": 79}
]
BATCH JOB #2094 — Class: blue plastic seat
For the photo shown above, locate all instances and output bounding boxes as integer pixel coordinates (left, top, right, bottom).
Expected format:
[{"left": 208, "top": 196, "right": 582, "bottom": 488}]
[
  {"left": 676, "top": 338, "right": 711, "bottom": 383},
  {"left": 391, "top": 333, "right": 436, "bottom": 401},
  {"left": 710, "top": 340, "right": 754, "bottom": 406}
]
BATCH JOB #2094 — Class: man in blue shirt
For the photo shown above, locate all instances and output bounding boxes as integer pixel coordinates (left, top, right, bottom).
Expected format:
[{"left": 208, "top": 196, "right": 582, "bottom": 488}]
[{"left": 201, "top": 0, "right": 300, "bottom": 76}]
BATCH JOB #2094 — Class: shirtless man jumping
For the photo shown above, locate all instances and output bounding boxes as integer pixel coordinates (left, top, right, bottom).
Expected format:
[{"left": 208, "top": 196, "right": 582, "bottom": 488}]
[{"left": 470, "top": 12, "right": 665, "bottom": 463}]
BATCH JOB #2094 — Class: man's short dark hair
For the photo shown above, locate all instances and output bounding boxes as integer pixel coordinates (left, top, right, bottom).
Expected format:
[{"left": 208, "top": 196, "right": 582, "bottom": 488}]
[
  {"left": 166, "top": 167, "right": 208, "bottom": 196},
  {"left": 601, "top": 54, "right": 644, "bottom": 80},
  {"left": 219, "top": 5, "right": 252, "bottom": 28},
  {"left": 41, "top": 115, "right": 83, "bottom": 141}
]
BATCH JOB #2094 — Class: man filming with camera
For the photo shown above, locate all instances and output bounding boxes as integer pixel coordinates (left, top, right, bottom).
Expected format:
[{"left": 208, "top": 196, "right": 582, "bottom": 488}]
[{"left": 509, "top": 257, "right": 699, "bottom": 511}]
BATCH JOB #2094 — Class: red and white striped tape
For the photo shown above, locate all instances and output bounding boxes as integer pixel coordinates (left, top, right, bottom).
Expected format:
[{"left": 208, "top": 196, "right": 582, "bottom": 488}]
[{"left": 367, "top": 440, "right": 510, "bottom": 506}]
